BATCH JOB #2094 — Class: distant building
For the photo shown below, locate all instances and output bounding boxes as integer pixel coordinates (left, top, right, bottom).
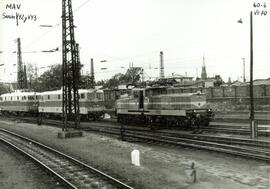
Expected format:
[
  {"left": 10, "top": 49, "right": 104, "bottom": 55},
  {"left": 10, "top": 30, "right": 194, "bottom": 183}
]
[
  {"left": 228, "top": 78, "right": 270, "bottom": 86},
  {"left": 253, "top": 78, "right": 270, "bottom": 85},
  {"left": 167, "top": 74, "right": 193, "bottom": 83}
]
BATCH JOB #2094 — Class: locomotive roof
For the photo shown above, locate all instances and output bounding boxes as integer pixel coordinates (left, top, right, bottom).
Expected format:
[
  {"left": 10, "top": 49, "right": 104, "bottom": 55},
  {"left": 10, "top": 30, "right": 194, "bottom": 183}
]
[{"left": 153, "top": 92, "right": 205, "bottom": 97}]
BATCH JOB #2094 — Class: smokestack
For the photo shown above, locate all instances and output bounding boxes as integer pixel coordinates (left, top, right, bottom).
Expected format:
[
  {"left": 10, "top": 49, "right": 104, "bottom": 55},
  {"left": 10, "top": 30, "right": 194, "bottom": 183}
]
[
  {"left": 160, "top": 51, "right": 164, "bottom": 78},
  {"left": 90, "top": 58, "right": 95, "bottom": 89},
  {"left": 17, "top": 38, "right": 24, "bottom": 90},
  {"left": 90, "top": 58, "right": 94, "bottom": 78}
]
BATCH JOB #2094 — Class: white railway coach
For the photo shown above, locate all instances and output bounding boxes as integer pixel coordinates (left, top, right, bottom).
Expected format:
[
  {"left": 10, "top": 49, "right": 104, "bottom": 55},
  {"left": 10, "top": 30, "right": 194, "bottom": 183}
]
[
  {"left": 38, "top": 89, "right": 105, "bottom": 120},
  {"left": 0, "top": 91, "right": 39, "bottom": 115}
]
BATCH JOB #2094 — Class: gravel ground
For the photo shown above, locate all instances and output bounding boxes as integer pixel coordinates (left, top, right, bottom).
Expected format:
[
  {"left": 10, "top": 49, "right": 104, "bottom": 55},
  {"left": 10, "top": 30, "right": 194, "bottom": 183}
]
[
  {"left": 0, "top": 119, "right": 269, "bottom": 189},
  {"left": 0, "top": 141, "right": 65, "bottom": 189}
]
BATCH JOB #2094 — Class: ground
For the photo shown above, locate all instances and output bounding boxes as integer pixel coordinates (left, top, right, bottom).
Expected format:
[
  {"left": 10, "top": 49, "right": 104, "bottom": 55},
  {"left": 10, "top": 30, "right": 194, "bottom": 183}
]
[
  {"left": 0, "top": 141, "right": 64, "bottom": 189},
  {"left": 0, "top": 119, "right": 269, "bottom": 189}
]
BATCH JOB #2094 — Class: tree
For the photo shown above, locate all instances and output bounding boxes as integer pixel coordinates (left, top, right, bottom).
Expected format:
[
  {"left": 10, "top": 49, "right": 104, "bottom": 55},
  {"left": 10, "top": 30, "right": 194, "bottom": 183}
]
[
  {"left": 96, "top": 80, "right": 105, "bottom": 86},
  {"left": 0, "top": 83, "right": 9, "bottom": 95},
  {"left": 101, "top": 67, "right": 143, "bottom": 89},
  {"left": 103, "top": 73, "right": 124, "bottom": 89},
  {"left": 214, "top": 75, "right": 224, "bottom": 87},
  {"left": 123, "top": 67, "right": 143, "bottom": 85},
  {"left": 79, "top": 74, "right": 95, "bottom": 89},
  {"left": 34, "top": 64, "right": 62, "bottom": 92},
  {"left": 26, "top": 63, "right": 38, "bottom": 90}
]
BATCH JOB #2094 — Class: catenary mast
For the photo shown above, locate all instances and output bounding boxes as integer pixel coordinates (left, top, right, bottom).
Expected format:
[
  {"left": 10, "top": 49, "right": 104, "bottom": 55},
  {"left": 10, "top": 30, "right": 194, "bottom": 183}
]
[{"left": 62, "top": 0, "right": 81, "bottom": 131}]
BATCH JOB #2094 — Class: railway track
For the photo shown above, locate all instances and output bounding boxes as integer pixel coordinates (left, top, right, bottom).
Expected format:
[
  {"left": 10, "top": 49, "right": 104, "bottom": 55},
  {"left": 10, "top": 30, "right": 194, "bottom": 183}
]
[
  {"left": 0, "top": 128, "right": 133, "bottom": 189},
  {"left": 83, "top": 124, "right": 270, "bottom": 162},
  {"left": 203, "top": 121, "right": 270, "bottom": 136},
  {"left": 2, "top": 114, "right": 270, "bottom": 136},
  {"left": 1, "top": 116, "right": 270, "bottom": 162}
]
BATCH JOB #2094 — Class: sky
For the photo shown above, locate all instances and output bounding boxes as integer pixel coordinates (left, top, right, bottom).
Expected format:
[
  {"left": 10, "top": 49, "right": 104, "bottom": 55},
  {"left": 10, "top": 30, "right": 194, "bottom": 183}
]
[{"left": 0, "top": 0, "right": 269, "bottom": 83}]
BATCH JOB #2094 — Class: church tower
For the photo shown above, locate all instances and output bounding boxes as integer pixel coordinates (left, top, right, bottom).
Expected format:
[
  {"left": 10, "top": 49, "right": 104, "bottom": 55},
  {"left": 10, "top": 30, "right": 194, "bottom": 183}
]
[{"left": 201, "top": 56, "right": 207, "bottom": 80}]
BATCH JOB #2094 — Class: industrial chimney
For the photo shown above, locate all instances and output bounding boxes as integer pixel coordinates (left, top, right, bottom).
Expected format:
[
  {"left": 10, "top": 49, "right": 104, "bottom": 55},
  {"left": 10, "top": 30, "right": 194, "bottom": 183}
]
[
  {"left": 201, "top": 56, "right": 207, "bottom": 80},
  {"left": 160, "top": 51, "right": 164, "bottom": 78},
  {"left": 90, "top": 58, "right": 95, "bottom": 88}
]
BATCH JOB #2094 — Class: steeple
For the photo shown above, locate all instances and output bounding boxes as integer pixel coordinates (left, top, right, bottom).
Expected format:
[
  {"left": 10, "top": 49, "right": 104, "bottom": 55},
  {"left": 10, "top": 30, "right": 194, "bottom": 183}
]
[{"left": 201, "top": 56, "right": 207, "bottom": 80}]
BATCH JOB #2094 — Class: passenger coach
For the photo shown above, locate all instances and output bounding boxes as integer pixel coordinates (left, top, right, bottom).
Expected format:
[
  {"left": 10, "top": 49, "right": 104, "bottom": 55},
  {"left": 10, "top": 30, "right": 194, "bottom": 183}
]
[
  {"left": 38, "top": 89, "right": 105, "bottom": 120},
  {"left": 0, "top": 91, "right": 38, "bottom": 115}
]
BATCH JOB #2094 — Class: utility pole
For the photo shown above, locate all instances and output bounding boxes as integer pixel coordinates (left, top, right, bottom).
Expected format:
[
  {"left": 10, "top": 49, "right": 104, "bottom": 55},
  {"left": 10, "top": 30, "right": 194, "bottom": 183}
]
[
  {"left": 62, "top": 0, "right": 80, "bottom": 131},
  {"left": 242, "top": 58, "right": 246, "bottom": 83},
  {"left": 249, "top": 11, "right": 256, "bottom": 138},
  {"left": 237, "top": 12, "right": 257, "bottom": 138}
]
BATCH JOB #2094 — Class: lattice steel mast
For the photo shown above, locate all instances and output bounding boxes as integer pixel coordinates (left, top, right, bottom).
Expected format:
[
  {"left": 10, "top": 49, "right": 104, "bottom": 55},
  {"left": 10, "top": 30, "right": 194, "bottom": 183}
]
[{"left": 62, "top": 0, "right": 80, "bottom": 131}]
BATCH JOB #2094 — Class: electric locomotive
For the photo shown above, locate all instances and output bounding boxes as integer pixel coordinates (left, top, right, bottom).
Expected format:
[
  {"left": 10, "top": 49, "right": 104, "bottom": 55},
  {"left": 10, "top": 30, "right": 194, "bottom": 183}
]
[{"left": 116, "top": 87, "right": 214, "bottom": 129}]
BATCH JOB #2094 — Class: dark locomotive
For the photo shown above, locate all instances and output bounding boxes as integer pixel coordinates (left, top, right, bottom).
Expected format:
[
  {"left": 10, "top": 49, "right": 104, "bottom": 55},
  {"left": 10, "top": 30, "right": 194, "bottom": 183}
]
[{"left": 116, "top": 87, "right": 214, "bottom": 129}]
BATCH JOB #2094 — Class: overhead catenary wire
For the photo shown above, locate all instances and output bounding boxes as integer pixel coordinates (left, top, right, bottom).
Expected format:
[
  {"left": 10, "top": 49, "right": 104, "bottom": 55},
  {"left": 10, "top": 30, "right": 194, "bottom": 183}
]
[{"left": 22, "top": 0, "right": 94, "bottom": 51}]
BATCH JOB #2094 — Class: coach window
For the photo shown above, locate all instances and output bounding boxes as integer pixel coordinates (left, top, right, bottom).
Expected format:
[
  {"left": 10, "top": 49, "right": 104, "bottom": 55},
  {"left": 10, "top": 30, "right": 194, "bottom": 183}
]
[
  {"left": 87, "top": 93, "right": 94, "bottom": 100},
  {"left": 58, "top": 94, "right": 61, "bottom": 99},
  {"left": 96, "top": 93, "right": 101, "bottom": 99},
  {"left": 11, "top": 97, "right": 13, "bottom": 100},
  {"left": 48, "top": 95, "right": 50, "bottom": 100},
  {"left": 80, "top": 93, "right": 85, "bottom": 99}
]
